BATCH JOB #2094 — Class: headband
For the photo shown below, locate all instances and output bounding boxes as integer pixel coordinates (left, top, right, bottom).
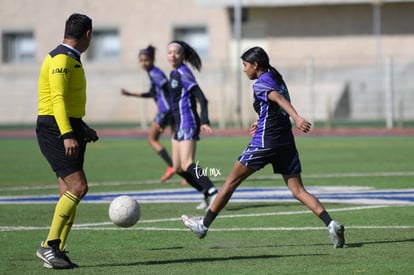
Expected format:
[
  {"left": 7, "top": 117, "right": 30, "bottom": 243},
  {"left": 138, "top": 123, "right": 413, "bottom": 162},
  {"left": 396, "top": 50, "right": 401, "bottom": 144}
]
[{"left": 168, "top": 41, "right": 183, "bottom": 49}]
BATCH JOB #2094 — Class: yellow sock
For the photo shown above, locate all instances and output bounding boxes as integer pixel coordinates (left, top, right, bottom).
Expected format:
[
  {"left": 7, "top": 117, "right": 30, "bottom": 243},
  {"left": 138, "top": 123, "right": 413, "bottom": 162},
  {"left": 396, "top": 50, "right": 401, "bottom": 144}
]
[
  {"left": 45, "top": 191, "right": 80, "bottom": 246},
  {"left": 59, "top": 206, "right": 77, "bottom": 251}
]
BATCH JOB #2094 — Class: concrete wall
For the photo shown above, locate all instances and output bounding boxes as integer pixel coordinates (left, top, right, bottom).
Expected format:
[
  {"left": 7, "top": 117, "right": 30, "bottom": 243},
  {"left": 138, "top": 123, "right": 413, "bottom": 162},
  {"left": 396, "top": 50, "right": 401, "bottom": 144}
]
[{"left": 1, "top": 0, "right": 413, "bottom": 126}]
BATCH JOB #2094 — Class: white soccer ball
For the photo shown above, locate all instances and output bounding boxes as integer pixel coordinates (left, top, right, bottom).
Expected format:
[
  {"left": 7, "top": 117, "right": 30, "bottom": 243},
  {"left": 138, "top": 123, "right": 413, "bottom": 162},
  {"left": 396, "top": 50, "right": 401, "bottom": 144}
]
[{"left": 108, "top": 195, "right": 141, "bottom": 228}]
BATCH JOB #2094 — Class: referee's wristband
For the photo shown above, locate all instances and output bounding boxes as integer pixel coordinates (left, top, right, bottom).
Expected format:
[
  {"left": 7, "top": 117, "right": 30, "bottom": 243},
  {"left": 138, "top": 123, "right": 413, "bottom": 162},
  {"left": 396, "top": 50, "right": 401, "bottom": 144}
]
[{"left": 59, "top": 132, "right": 75, "bottom": 140}]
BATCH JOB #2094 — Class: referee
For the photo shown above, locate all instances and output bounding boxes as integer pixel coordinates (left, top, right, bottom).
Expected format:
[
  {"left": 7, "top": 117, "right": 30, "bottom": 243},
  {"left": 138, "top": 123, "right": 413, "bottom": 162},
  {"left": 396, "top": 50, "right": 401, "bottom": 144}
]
[{"left": 35, "top": 13, "right": 98, "bottom": 269}]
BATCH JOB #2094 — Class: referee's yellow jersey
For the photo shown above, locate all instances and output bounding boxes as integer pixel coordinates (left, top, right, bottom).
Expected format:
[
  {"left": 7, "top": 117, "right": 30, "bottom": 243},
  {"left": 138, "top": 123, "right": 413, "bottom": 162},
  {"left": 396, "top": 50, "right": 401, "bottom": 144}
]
[{"left": 38, "top": 44, "right": 86, "bottom": 135}]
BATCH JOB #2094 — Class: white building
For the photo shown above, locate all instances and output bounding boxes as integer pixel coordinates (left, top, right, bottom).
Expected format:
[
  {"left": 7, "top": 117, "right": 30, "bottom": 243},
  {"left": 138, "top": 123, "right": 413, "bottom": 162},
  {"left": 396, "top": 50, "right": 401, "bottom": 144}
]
[{"left": 1, "top": 0, "right": 413, "bottom": 128}]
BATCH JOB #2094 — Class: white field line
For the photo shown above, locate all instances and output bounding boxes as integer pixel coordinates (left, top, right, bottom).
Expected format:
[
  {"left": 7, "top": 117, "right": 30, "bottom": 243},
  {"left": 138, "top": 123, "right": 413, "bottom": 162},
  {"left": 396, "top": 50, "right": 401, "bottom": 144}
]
[
  {"left": 1, "top": 204, "right": 409, "bottom": 232},
  {"left": 59, "top": 205, "right": 394, "bottom": 228},
  {"left": 2, "top": 225, "right": 414, "bottom": 232},
  {"left": 94, "top": 225, "right": 414, "bottom": 232},
  {"left": 1, "top": 171, "right": 413, "bottom": 192}
]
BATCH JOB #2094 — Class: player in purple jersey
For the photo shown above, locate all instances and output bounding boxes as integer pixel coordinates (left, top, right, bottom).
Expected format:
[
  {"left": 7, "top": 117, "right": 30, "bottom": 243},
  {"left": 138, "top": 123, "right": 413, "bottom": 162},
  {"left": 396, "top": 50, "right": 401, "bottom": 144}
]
[
  {"left": 121, "top": 45, "right": 175, "bottom": 182},
  {"left": 182, "top": 46, "right": 345, "bottom": 248},
  {"left": 166, "top": 40, "right": 218, "bottom": 210}
]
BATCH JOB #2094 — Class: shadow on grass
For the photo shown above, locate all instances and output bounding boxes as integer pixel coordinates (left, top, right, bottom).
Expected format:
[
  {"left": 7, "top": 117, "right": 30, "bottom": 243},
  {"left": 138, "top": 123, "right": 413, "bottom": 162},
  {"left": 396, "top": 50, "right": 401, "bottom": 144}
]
[
  {"left": 83, "top": 253, "right": 327, "bottom": 268},
  {"left": 147, "top": 246, "right": 185, "bottom": 251},
  {"left": 81, "top": 240, "right": 414, "bottom": 268},
  {"left": 346, "top": 238, "right": 414, "bottom": 248},
  {"left": 146, "top": 241, "right": 331, "bottom": 251},
  {"left": 226, "top": 203, "right": 292, "bottom": 211}
]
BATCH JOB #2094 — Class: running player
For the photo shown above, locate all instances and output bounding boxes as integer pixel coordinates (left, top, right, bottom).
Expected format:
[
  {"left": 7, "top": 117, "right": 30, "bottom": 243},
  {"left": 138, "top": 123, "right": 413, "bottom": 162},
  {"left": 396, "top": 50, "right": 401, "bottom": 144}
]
[
  {"left": 35, "top": 13, "right": 98, "bottom": 269},
  {"left": 167, "top": 40, "right": 218, "bottom": 209},
  {"left": 181, "top": 46, "right": 345, "bottom": 248},
  {"left": 121, "top": 45, "right": 175, "bottom": 182}
]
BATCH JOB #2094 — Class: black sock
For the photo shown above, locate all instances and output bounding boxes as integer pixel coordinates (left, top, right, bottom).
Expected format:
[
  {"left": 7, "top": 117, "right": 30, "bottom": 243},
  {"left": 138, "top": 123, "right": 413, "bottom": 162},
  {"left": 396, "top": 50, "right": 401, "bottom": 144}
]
[
  {"left": 47, "top": 239, "right": 61, "bottom": 248},
  {"left": 177, "top": 172, "right": 203, "bottom": 192},
  {"left": 319, "top": 210, "right": 333, "bottom": 227},
  {"left": 203, "top": 209, "right": 218, "bottom": 228},
  {"left": 186, "top": 163, "right": 215, "bottom": 195},
  {"left": 158, "top": 148, "right": 173, "bottom": 167}
]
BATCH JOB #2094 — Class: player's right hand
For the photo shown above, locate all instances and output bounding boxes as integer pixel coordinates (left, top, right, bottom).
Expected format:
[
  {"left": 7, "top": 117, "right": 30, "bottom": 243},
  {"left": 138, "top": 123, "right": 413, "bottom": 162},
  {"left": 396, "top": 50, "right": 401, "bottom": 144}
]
[
  {"left": 249, "top": 121, "right": 258, "bottom": 136},
  {"left": 64, "top": 138, "right": 79, "bottom": 159},
  {"left": 121, "top": 89, "right": 130, "bottom": 96}
]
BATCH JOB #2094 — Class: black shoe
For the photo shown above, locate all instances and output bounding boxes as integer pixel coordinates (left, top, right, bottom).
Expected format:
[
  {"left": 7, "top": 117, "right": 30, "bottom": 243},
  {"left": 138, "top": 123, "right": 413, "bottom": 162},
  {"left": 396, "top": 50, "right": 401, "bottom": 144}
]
[
  {"left": 43, "top": 249, "right": 79, "bottom": 269},
  {"left": 36, "top": 240, "right": 73, "bottom": 269}
]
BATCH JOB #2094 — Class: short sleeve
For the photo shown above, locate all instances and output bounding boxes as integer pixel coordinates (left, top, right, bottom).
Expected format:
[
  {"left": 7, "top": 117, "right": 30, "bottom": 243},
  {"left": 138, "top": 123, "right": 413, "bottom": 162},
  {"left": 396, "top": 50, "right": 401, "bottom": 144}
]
[
  {"left": 253, "top": 80, "right": 274, "bottom": 102},
  {"left": 178, "top": 66, "right": 197, "bottom": 91}
]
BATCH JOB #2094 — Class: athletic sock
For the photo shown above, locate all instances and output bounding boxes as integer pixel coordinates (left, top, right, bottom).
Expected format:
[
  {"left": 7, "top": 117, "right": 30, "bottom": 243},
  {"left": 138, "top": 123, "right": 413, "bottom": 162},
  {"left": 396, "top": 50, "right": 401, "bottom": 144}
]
[
  {"left": 203, "top": 209, "right": 218, "bottom": 228},
  {"left": 46, "top": 191, "right": 80, "bottom": 245},
  {"left": 186, "top": 163, "right": 215, "bottom": 195},
  {"left": 59, "top": 206, "right": 77, "bottom": 251},
  {"left": 47, "top": 239, "right": 62, "bottom": 250},
  {"left": 319, "top": 210, "right": 333, "bottom": 227},
  {"left": 158, "top": 148, "right": 173, "bottom": 167},
  {"left": 177, "top": 171, "right": 203, "bottom": 192},
  {"left": 207, "top": 187, "right": 218, "bottom": 195}
]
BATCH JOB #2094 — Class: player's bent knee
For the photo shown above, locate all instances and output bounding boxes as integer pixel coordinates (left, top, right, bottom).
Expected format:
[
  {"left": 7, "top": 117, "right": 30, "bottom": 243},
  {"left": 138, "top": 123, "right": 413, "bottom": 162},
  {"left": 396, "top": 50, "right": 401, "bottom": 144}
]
[
  {"left": 68, "top": 183, "right": 88, "bottom": 199},
  {"left": 64, "top": 172, "right": 88, "bottom": 198}
]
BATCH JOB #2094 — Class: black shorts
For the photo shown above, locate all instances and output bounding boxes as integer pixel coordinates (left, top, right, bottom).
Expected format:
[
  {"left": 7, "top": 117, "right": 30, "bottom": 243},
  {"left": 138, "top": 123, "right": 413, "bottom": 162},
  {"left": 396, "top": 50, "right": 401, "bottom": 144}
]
[
  {"left": 154, "top": 111, "right": 174, "bottom": 129},
  {"left": 36, "top": 115, "right": 87, "bottom": 179},
  {"left": 238, "top": 143, "right": 302, "bottom": 175},
  {"left": 173, "top": 127, "right": 200, "bottom": 141}
]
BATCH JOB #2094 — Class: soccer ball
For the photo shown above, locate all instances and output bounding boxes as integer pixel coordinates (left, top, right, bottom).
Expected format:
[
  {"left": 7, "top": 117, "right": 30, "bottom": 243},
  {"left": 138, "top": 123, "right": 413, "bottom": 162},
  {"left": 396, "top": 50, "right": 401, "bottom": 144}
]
[{"left": 108, "top": 195, "right": 141, "bottom": 228}]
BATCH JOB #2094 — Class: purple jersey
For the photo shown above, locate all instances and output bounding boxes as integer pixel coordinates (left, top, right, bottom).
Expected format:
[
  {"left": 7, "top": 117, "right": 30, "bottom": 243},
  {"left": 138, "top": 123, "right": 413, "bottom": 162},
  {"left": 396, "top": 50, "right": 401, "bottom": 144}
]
[
  {"left": 169, "top": 64, "right": 200, "bottom": 130},
  {"left": 148, "top": 66, "right": 170, "bottom": 113},
  {"left": 250, "top": 71, "right": 293, "bottom": 147}
]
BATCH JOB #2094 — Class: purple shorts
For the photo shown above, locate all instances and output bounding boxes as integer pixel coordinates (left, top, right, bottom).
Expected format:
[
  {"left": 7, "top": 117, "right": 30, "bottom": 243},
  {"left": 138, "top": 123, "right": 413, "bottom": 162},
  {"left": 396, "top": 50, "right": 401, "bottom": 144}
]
[{"left": 238, "top": 143, "right": 301, "bottom": 175}]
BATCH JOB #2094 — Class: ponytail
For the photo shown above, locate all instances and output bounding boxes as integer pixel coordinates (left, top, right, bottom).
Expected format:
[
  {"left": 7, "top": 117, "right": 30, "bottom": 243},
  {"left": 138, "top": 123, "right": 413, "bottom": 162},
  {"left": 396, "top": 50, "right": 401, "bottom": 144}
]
[
  {"left": 269, "top": 65, "right": 283, "bottom": 83},
  {"left": 139, "top": 45, "right": 156, "bottom": 61}
]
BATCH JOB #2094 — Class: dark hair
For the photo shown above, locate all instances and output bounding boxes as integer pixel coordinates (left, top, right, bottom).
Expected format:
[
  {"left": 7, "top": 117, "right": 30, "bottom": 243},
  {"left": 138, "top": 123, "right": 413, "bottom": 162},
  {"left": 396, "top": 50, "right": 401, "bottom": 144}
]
[
  {"left": 241, "top": 46, "right": 283, "bottom": 82},
  {"left": 169, "top": 40, "right": 202, "bottom": 71},
  {"left": 139, "top": 45, "right": 156, "bottom": 61},
  {"left": 64, "top": 13, "right": 92, "bottom": 40}
]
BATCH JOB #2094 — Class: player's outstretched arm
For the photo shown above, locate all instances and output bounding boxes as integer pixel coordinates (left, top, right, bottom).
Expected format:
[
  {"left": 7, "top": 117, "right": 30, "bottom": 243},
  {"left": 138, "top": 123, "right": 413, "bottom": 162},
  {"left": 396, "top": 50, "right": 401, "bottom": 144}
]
[{"left": 120, "top": 89, "right": 141, "bottom": 97}]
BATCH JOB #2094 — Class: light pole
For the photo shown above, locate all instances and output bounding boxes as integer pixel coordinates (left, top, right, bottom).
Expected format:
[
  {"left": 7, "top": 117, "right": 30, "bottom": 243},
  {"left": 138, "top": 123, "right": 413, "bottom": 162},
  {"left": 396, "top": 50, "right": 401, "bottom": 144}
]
[{"left": 372, "top": 0, "right": 383, "bottom": 122}]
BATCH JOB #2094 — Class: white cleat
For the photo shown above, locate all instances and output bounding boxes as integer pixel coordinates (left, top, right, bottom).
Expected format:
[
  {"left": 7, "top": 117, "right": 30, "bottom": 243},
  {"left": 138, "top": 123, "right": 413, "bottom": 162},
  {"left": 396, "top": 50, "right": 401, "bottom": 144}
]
[
  {"left": 328, "top": 220, "right": 345, "bottom": 248},
  {"left": 181, "top": 215, "right": 208, "bottom": 239}
]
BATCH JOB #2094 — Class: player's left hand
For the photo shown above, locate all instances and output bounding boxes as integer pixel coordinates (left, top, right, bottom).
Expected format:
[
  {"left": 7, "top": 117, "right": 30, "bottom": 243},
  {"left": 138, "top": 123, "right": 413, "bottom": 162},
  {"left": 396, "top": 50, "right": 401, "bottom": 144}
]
[
  {"left": 84, "top": 127, "right": 99, "bottom": 142},
  {"left": 201, "top": 124, "right": 213, "bottom": 135},
  {"left": 295, "top": 117, "right": 311, "bottom": 133}
]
